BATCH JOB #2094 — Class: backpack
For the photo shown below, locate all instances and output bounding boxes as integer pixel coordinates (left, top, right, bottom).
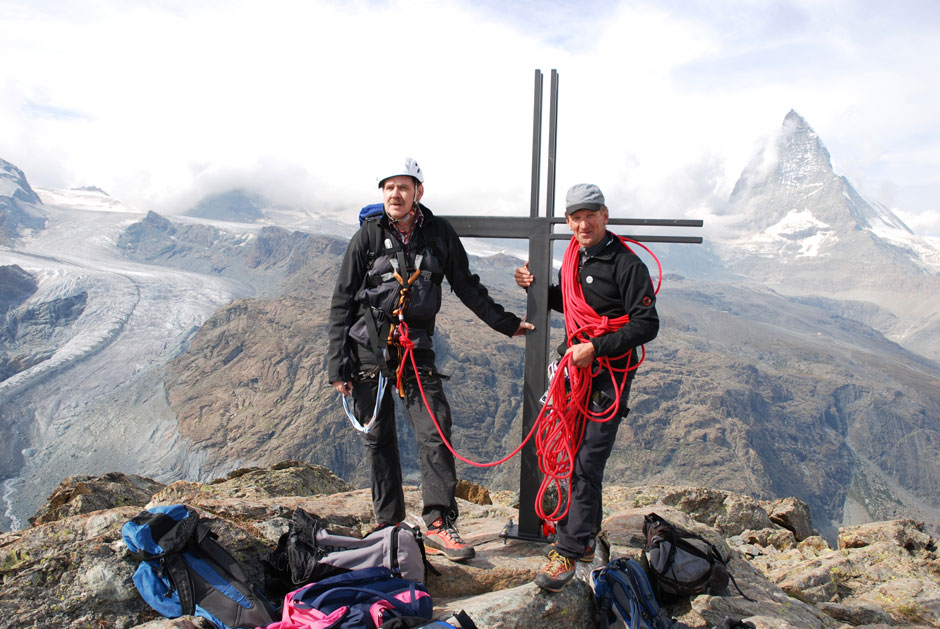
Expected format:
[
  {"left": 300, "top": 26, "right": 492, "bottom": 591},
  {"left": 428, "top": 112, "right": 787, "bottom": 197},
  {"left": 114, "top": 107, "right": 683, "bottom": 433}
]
[
  {"left": 641, "top": 512, "right": 731, "bottom": 601},
  {"left": 269, "top": 566, "right": 432, "bottom": 629},
  {"left": 264, "top": 508, "right": 429, "bottom": 601},
  {"left": 121, "top": 504, "right": 278, "bottom": 629},
  {"left": 591, "top": 558, "right": 690, "bottom": 629},
  {"left": 359, "top": 203, "right": 384, "bottom": 225}
]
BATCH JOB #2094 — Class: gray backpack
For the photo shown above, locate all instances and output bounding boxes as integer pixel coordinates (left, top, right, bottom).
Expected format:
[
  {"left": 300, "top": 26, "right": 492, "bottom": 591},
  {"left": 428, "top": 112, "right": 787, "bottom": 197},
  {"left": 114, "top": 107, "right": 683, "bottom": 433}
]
[
  {"left": 264, "top": 508, "right": 428, "bottom": 601},
  {"left": 642, "top": 512, "right": 731, "bottom": 600}
]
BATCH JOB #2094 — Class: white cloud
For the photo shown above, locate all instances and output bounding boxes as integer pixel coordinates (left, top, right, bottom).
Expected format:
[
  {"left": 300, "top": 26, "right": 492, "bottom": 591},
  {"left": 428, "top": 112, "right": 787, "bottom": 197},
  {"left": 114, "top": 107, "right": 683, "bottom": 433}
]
[
  {"left": 895, "top": 207, "right": 940, "bottom": 237},
  {"left": 1, "top": 0, "right": 938, "bottom": 236}
]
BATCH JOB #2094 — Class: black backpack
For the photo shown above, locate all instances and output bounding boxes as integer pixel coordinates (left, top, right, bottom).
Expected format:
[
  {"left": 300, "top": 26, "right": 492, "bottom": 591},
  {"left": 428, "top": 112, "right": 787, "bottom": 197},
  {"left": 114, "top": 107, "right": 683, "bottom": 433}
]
[
  {"left": 641, "top": 512, "right": 733, "bottom": 601},
  {"left": 122, "top": 504, "right": 278, "bottom": 629}
]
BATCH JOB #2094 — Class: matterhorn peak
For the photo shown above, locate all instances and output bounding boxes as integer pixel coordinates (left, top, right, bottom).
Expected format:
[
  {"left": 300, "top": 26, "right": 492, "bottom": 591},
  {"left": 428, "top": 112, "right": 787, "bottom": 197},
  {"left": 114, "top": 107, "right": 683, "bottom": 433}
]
[
  {"left": 730, "top": 110, "right": 834, "bottom": 207},
  {"left": 777, "top": 109, "right": 833, "bottom": 182},
  {"left": 717, "top": 110, "right": 934, "bottom": 279}
]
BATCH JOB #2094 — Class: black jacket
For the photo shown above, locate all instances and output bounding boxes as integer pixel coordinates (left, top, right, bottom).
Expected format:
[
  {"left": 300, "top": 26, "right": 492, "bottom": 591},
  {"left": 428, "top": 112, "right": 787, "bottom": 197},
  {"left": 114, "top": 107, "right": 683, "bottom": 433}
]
[
  {"left": 548, "top": 233, "right": 659, "bottom": 374},
  {"left": 327, "top": 205, "right": 522, "bottom": 382}
]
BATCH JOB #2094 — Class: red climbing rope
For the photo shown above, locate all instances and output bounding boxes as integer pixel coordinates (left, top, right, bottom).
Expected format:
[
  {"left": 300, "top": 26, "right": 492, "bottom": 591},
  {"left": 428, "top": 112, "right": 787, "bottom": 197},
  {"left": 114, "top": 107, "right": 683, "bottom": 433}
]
[
  {"left": 391, "top": 234, "right": 661, "bottom": 522},
  {"left": 533, "top": 234, "right": 659, "bottom": 521},
  {"left": 395, "top": 319, "right": 541, "bottom": 468}
]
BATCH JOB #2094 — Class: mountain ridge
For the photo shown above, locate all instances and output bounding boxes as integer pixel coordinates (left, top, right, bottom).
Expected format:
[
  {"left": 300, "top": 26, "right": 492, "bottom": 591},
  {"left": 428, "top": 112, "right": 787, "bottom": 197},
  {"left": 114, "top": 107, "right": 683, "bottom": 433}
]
[{"left": 2, "top": 109, "right": 940, "bottom": 547}]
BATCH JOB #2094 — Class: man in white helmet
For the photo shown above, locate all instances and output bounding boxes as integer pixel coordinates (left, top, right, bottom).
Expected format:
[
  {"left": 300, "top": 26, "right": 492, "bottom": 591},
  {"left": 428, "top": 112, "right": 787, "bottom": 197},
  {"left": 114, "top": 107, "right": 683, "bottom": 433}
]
[{"left": 327, "top": 158, "right": 534, "bottom": 562}]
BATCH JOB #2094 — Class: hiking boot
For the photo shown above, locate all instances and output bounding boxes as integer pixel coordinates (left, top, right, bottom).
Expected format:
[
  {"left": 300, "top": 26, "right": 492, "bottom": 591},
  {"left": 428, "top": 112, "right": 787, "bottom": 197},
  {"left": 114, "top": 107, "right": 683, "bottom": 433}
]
[
  {"left": 424, "top": 517, "right": 475, "bottom": 562},
  {"left": 535, "top": 549, "right": 576, "bottom": 592}
]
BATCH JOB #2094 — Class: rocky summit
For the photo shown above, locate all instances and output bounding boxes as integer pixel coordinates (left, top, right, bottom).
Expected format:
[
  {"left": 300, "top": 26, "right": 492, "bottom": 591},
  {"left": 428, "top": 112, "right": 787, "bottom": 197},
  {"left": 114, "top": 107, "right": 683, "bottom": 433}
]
[{"left": 1, "top": 462, "right": 938, "bottom": 628}]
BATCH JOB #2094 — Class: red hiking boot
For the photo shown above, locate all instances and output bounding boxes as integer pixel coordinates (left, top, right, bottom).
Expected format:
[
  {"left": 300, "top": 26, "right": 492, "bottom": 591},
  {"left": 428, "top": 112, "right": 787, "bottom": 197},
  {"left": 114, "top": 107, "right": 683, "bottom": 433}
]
[{"left": 423, "top": 517, "right": 475, "bottom": 562}]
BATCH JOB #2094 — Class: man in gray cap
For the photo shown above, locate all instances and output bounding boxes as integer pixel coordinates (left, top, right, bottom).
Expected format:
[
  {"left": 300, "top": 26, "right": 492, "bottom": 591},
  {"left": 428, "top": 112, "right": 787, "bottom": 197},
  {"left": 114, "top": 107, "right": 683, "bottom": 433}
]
[{"left": 514, "top": 183, "right": 659, "bottom": 591}]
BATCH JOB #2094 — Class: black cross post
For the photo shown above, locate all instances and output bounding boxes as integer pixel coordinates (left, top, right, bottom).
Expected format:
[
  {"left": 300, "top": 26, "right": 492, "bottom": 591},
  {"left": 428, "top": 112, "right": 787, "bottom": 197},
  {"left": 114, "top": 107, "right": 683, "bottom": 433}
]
[{"left": 442, "top": 69, "right": 703, "bottom": 541}]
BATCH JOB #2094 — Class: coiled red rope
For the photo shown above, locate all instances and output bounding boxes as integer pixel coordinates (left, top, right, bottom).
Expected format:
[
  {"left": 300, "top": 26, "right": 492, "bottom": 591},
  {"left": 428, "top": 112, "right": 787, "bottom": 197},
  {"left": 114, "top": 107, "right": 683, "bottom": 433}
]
[{"left": 394, "top": 234, "right": 661, "bottom": 522}]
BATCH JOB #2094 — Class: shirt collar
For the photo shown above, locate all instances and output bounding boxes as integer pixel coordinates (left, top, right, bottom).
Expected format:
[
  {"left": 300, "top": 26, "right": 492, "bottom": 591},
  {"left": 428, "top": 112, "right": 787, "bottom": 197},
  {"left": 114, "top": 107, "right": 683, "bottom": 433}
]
[{"left": 580, "top": 233, "right": 613, "bottom": 259}]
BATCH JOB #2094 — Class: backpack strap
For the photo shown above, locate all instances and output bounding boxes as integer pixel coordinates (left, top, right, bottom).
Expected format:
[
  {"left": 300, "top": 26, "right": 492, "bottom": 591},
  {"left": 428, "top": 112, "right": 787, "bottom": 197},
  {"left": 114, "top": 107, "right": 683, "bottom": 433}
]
[
  {"left": 362, "top": 307, "right": 395, "bottom": 378},
  {"left": 162, "top": 551, "right": 198, "bottom": 616},
  {"left": 358, "top": 219, "right": 396, "bottom": 379},
  {"left": 592, "top": 569, "right": 613, "bottom": 629}
]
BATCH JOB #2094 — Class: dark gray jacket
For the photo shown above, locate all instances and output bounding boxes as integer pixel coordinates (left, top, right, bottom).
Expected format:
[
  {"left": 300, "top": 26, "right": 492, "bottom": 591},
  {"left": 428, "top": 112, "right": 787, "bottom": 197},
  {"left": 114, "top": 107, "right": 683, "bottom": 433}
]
[{"left": 327, "top": 205, "right": 521, "bottom": 382}]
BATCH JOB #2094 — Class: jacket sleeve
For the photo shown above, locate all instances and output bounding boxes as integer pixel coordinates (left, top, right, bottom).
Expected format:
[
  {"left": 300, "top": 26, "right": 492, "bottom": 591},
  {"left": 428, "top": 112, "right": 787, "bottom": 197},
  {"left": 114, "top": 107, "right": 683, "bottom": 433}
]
[
  {"left": 590, "top": 256, "right": 659, "bottom": 358},
  {"left": 436, "top": 218, "right": 522, "bottom": 337},
  {"left": 327, "top": 228, "right": 370, "bottom": 382}
]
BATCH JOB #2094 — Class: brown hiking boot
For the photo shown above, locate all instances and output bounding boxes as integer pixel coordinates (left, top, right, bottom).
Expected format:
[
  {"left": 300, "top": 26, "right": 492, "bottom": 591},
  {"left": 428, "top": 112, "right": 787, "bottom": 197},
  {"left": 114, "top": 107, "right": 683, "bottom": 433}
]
[
  {"left": 424, "top": 517, "right": 475, "bottom": 562},
  {"left": 535, "top": 549, "right": 576, "bottom": 592}
]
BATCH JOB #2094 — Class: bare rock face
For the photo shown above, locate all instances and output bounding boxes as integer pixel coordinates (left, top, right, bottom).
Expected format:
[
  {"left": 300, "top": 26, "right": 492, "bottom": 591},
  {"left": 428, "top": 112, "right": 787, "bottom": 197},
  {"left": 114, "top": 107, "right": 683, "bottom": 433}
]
[
  {"left": 28, "top": 471, "right": 166, "bottom": 527},
  {"left": 743, "top": 517, "right": 940, "bottom": 626},
  {"left": 0, "top": 264, "right": 37, "bottom": 315},
  {"left": 2, "top": 465, "right": 940, "bottom": 628}
]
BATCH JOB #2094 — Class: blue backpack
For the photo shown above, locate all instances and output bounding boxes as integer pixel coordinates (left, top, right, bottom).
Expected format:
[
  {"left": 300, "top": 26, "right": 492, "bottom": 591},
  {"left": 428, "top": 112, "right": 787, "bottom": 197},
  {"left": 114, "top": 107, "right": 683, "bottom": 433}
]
[
  {"left": 359, "top": 203, "right": 384, "bottom": 225},
  {"left": 122, "top": 504, "right": 278, "bottom": 629},
  {"left": 591, "top": 558, "right": 690, "bottom": 629},
  {"left": 281, "top": 566, "right": 433, "bottom": 628}
]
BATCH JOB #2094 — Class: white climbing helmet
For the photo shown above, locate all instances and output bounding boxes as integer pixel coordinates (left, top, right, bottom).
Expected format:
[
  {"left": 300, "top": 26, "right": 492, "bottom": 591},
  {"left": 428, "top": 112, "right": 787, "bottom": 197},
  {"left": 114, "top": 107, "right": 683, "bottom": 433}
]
[{"left": 377, "top": 157, "right": 424, "bottom": 188}]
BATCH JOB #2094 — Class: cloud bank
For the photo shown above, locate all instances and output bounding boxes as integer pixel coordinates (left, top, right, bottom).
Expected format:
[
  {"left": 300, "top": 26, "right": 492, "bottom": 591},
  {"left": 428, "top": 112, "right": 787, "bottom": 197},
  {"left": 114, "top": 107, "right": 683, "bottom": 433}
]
[{"left": 1, "top": 0, "right": 938, "bottom": 236}]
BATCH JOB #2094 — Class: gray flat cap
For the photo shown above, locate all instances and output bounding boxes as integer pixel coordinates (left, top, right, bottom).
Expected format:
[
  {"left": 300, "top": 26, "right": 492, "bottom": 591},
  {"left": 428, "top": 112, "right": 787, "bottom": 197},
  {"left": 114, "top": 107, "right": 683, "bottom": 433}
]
[{"left": 565, "top": 183, "right": 606, "bottom": 215}]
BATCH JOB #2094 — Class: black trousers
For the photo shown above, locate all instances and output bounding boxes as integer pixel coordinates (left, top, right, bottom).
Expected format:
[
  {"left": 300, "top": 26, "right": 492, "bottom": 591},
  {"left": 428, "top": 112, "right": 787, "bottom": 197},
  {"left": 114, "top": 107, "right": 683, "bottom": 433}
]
[
  {"left": 554, "top": 377, "right": 632, "bottom": 558},
  {"left": 351, "top": 347, "right": 458, "bottom": 528}
]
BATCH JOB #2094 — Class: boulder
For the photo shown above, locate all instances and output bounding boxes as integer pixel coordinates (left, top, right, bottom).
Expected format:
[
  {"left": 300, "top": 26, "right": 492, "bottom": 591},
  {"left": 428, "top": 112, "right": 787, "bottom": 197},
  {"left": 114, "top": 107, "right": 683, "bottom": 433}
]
[
  {"left": 604, "top": 485, "right": 773, "bottom": 536},
  {"left": 763, "top": 497, "right": 815, "bottom": 541},
  {"left": 456, "top": 479, "right": 493, "bottom": 506},
  {"left": 148, "top": 460, "right": 351, "bottom": 505},
  {"left": 838, "top": 518, "right": 933, "bottom": 553}
]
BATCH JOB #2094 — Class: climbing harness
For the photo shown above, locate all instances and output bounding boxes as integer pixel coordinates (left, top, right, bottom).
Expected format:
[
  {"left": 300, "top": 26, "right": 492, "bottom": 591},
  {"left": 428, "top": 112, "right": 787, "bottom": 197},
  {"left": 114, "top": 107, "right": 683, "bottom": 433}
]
[{"left": 388, "top": 253, "right": 424, "bottom": 397}]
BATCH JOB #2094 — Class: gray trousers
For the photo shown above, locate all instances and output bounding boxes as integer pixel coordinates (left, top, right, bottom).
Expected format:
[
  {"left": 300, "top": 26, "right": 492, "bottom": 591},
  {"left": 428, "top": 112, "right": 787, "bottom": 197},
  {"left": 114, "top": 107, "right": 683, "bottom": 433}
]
[{"left": 554, "top": 377, "right": 632, "bottom": 558}]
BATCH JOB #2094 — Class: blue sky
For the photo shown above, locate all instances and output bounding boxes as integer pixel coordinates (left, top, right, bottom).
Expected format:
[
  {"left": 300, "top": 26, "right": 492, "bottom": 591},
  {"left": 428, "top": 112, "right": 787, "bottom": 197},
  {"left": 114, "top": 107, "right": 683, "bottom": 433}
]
[{"left": 1, "top": 0, "right": 938, "bottom": 237}]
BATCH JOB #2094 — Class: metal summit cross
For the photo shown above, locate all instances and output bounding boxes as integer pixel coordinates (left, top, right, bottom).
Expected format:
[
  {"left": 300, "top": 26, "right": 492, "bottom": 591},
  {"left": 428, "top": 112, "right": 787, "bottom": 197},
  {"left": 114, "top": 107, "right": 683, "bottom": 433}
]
[{"left": 441, "top": 69, "right": 703, "bottom": 540}]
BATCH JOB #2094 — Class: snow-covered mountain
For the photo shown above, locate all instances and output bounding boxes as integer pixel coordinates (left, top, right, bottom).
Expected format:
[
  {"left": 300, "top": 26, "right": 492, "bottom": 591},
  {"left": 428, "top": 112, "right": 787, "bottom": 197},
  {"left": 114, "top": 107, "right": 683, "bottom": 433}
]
[
  {"left": 719, "top": 110, "right": 935, "bottom": 266},
  {"left": 0, "top": 158, "right": 46, "bottom": 241},
  {"left": 710, "top": 110, "right": 940, "bottom": 361}
]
